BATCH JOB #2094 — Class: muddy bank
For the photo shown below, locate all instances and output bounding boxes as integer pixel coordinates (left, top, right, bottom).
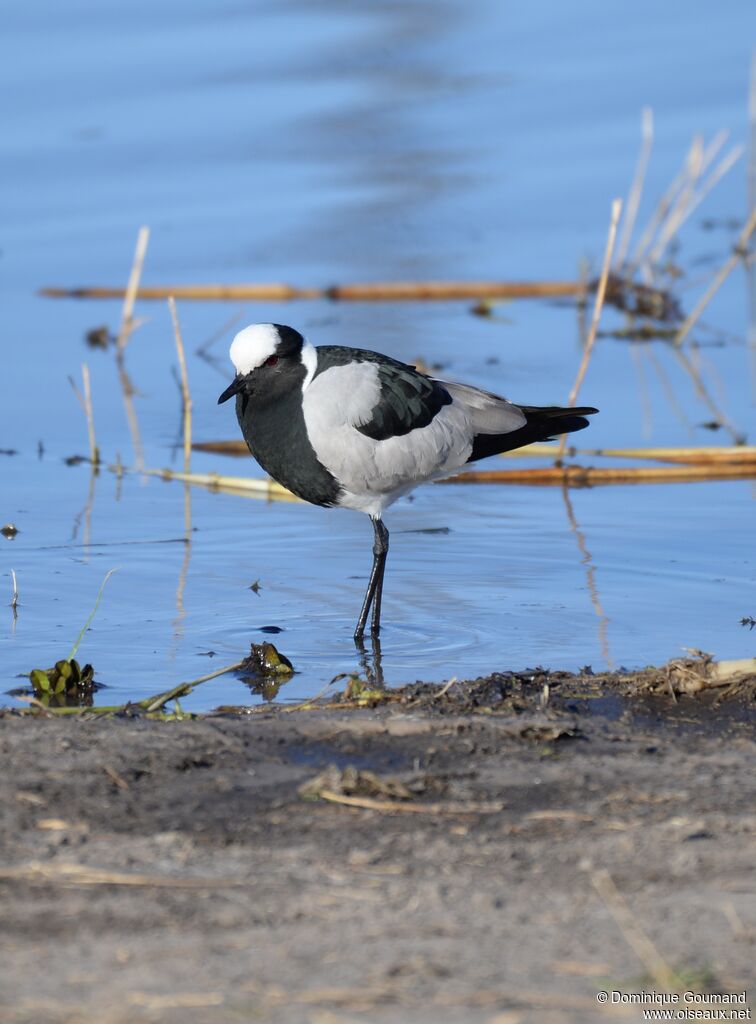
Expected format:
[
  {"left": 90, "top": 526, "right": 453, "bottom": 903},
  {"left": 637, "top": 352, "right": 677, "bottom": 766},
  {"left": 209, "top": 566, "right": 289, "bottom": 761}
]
[{"left": 0, "top": 670, "right": 754, "bottom": 1024}]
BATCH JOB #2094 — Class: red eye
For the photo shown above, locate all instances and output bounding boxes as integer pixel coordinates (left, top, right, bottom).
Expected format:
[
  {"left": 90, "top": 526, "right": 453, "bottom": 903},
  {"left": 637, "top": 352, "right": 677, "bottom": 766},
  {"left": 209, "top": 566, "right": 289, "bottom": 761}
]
[{"left": 264, "top": 355, "right": 279, "bottom": 367}]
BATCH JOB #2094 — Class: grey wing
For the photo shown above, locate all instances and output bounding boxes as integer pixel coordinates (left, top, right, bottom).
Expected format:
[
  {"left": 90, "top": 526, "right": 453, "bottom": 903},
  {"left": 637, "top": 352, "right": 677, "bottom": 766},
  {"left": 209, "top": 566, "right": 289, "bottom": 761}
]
[{"left": 437, "top": 380, "right": 527, "bottom": 435}]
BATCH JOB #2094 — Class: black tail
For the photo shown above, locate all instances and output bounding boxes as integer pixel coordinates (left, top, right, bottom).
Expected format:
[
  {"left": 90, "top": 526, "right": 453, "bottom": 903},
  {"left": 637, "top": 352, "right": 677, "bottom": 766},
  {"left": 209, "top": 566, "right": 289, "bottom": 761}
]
[{"left": 468, "top": 405, "right": 598, "bottom": 463}]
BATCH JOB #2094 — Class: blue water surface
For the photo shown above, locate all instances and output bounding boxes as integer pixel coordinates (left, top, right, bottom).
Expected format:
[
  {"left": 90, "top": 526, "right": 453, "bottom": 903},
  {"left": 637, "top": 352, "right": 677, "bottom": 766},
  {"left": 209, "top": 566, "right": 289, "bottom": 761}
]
[{"left": 1, "top": 0, "right": 754, "bottom": 709}]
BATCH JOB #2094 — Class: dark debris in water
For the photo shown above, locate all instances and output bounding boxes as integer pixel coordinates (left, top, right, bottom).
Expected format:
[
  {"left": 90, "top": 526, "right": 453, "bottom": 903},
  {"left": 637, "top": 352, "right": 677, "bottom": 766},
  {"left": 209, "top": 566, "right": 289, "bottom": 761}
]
[
  {"left": 238, "top": 641, "right": 295, "bottom": 703},
  {"left": 85, "top": 325, "right": 114, "bottom": 350}
]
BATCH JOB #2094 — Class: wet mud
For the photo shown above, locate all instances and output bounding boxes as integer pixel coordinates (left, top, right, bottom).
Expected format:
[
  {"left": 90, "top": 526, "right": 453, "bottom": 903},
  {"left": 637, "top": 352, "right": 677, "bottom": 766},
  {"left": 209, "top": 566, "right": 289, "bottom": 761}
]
[{"left": 0, "top": 668, "right": 754, "bottom": 1023}]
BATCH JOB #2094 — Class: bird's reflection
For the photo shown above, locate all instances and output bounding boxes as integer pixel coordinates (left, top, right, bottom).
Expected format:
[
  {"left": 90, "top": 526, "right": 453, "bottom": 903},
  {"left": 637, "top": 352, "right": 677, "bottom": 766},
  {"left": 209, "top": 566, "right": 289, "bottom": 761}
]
[{"left": 354, "top": 633, "right": 385, "bottom": 688}]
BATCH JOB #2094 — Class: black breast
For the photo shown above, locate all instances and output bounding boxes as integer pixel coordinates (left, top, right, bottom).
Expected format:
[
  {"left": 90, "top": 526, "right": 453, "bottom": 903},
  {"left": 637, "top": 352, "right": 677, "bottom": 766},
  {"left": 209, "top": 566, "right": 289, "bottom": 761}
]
[{"left": 235, "top": 389, "right": 342, "bottom": 507}]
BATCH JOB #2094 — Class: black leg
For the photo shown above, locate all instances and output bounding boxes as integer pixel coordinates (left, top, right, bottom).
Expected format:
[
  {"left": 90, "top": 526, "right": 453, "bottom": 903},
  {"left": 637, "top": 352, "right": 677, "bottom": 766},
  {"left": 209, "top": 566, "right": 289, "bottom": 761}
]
[
  {"left": 370, "top": 519, "right": 389, "bottom": 636},
  {"left": 353, "top": 517, "right": 390, "bottom": 640}
]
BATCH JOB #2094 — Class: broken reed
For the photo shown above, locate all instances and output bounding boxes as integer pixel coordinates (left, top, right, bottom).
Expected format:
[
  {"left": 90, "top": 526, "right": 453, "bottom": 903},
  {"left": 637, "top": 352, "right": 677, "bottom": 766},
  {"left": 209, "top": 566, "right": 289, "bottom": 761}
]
[
  {"left": 675, "top": 205, "right": 756, "bottom": 345},
  {"left": 116, "top": 226, "right": 150, "bottom": 353},
  {"left": 558, "top": 197, "right": 623, "bottom": 464},
  {"left": 68, "top": 362, "right": 100, "bottom": 466},
  {"left": 116, "top": 226, "right": 150, "bottom": 469}
]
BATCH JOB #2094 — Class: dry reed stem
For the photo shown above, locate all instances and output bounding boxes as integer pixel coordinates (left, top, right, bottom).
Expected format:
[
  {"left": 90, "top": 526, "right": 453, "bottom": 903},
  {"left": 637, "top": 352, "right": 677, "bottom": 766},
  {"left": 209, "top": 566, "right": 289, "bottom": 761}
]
[
  {"left": 578, "top": 445, "right": 756, "bottom": 464},
  {"left": 130, "top": 462, "right": 756, "bottom": 498},
  {"left": 168, "top": 297, "right": 192, "bottom": 473},
  {"left": 557, "top": 198, "right": 623, "bottom": 459},
  {"left": 68, "top": 364, "right": 99, "bottom": 465},
  {"left": 750, "top": 53, "right": 756, "bottom": 234},
  {"left": 645, "top": 133, "right": 706, "bottom": 268},
  {"left": 629, "top": 137, "right": 701, "bottom": 274},
  {"left": 650, "top": 139, "right": 742, "bottom": 273},
  {"left": 447, "top": 464, "right": 756, "bottom": 485},
  {"left": 0, "top": 861, "right": 242, "bottom": 889},
  {"left": 652, "top": 143, "right": 743, "bottom": 266},
  {"left": 628, "top": 131, "right": 734, "bottom": 279},
  {"left": 103, "top": 765, "right": 130, "bottom": 791},
  {"left": 591, "top": 869, "right": 681, "bottom": 991},
  {"left": 313, "top": 791, "right": 504, "bottom": 815},
  {"left": 116, "top": 226, "right": 150, "bottom": 353},
  {"left": 193, "top": 438, "right": 756, "bottom": 464},
  {"left": 615, "top": 107, "right": 654, "bottom": 270},
  {"left": 675, "top": 206, "right": 756, "bottom": 346},
  {"left": 137, "top": 466, "right": 301, "bottom": 501},
  {"left": 41, "top": 279, "right": 586, "bottom": 302},
  {"left": 81, "top": 363, "right": 99, "bottom": 465}
]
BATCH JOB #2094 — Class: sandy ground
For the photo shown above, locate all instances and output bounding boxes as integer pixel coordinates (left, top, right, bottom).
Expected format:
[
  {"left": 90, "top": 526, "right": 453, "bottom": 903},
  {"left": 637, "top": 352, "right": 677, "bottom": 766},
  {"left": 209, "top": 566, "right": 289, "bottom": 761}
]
[{"left": 0, "top": 671, "right": 754, "bottom": 1024}]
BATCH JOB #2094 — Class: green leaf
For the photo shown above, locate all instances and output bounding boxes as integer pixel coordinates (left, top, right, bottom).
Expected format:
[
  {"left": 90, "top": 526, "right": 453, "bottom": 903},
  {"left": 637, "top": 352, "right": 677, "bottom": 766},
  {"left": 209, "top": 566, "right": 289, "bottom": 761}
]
[
  {"left": 69, "top": 569, "right": 118, "bottom": 660},
  {"left": 30, "top": 669, "right": 52, "bottom": 693}
]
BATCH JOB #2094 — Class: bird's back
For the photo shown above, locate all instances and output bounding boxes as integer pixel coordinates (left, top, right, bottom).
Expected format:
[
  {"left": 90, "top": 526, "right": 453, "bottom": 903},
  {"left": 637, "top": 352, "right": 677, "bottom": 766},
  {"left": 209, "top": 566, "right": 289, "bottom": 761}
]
[{"left": 301, "top": 346, "right": 596, "bottom": 516}]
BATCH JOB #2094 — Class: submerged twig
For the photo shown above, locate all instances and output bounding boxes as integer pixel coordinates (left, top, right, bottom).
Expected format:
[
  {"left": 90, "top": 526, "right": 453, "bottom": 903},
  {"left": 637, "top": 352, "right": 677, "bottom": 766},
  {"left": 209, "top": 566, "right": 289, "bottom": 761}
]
[
  {"left": 168, "top": 297, "right": 192, "bottom": 473},
  {"left": 675, "top": 207, "right": 756, "bottom": 346},
  {"left": 140, "top": 659, "right": 246, "bottom": 712}
]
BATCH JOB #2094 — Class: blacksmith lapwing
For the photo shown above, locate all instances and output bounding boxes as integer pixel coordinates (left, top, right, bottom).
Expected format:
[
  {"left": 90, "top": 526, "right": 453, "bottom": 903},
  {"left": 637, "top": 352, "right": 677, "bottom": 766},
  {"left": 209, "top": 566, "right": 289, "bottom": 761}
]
[{"left": 218, "top": 323, "right": 597, "bottom": 639}]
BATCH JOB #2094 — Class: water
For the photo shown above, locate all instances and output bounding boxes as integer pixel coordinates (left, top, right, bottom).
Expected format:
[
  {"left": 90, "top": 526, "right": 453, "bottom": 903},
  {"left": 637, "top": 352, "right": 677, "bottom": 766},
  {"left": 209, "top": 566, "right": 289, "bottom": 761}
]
[{"left": 2, "top": 0, "right": 754, "bottom": 710}]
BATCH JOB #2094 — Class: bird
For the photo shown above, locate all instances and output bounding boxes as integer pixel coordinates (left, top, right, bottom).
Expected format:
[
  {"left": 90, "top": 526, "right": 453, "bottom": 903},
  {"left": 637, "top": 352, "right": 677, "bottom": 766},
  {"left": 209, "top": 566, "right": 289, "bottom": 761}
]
[{"left": 218, "top": 323, "right": 597, "bottom": 640}]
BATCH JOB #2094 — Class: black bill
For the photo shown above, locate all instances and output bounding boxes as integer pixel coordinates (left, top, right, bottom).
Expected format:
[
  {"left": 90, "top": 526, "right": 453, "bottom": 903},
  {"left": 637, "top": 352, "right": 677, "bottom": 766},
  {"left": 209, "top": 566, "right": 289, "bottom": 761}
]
[{"left": 217, "top": 376, "right": 244, "bottom": 405}]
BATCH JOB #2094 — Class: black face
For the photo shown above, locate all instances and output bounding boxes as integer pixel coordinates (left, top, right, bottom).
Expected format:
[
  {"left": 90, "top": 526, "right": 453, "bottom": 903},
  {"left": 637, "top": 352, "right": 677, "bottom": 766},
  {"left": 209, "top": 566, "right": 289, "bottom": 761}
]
[{"left": 217, "top": 325, "right": 306, "bottom": 406}]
